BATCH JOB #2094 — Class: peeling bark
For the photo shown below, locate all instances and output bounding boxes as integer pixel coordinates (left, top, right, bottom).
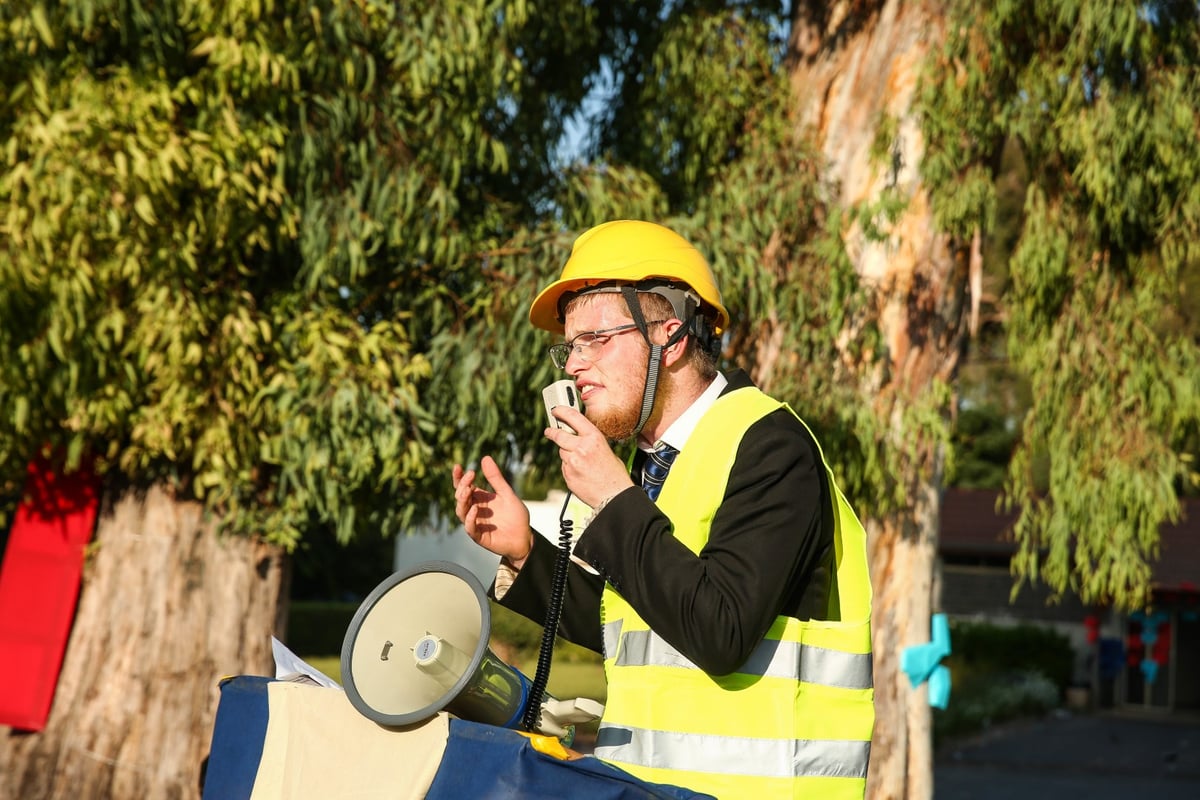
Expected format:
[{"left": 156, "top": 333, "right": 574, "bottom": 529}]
[{"left": 788, "top": 2, "right": 969, "bottom": 798}]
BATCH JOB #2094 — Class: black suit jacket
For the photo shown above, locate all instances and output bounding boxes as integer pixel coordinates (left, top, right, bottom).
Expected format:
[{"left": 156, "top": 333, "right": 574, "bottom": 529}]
[{"left": 497, "top": 369, "right": 834, "bottom": 676}]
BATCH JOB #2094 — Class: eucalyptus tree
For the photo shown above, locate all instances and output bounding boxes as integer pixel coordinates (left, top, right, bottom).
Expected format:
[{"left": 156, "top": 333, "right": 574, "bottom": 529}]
[
  {"left": 789, "top": 1, "right": 1200, "bottom": 798},
  {"left": 923, "top": 0, "right": 1200, "bottom": 605}
]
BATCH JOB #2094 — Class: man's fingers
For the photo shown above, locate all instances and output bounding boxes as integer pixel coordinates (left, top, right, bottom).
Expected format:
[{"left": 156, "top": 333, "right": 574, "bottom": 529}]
[
  {"left": 453, "top": 466, "right": 473, "bottom": 495},
  {"left": 453, "top": 471, "right": 471, "bottom": 505},
  {"left": 479, "top": 455, "right": 513, "bottom": 495},
  {"left": 462, "top": 503, "right": 479, "bottom": 536},
  {"left": 555, "top": 405, "right": 589, "bottom": 429}
]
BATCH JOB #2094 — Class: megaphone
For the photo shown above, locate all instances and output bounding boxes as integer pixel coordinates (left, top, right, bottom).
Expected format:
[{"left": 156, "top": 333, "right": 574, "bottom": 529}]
[{"left": 340, "top": 560, "right": 602, "bottom": 739}]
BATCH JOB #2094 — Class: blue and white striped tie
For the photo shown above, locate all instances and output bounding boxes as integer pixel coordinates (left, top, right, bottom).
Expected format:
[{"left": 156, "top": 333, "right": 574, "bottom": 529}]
[{"left": 641, "top": 444, "right": 679, "bottom": 501}]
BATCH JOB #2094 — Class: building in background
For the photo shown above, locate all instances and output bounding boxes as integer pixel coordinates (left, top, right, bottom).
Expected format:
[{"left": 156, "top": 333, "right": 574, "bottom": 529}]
[{"left": 939, "top": 488, "right": 1200, "bottom": 715}]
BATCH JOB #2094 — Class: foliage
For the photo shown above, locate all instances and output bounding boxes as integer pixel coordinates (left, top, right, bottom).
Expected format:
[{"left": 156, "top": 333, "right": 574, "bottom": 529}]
[
  {"left": 0, "top": 0, "right": 604, "bottom": 545},
  {"left": 919, "top": 0, "right": 1200, "bottom": 608},
  {"left": 546, "top": 3, "right": 895, "bottom": 510},
  {"left": 933, "top": 669, "right": 1061, "bottom": 746},
  {"left": 948, "top": 619, "right": 1075, "bottom": 692},
  {"left": 8, "top": 0, "right": 1192, "bottom": 620},
  {"left": 285, "top": 601, "right": 359, "bottom": 656},
  {"left": 0, "top": 0, "right": 882, "bottom": 556},
  {"left": 490, "top": 602, "right": 601, "bottom": 664},
  {"left": 948, "top": 404, "right": 1019, "bottom": 489},
  {"left": 289, "top": 523, "right": 394, "bottom": 602},
  {"left": 933, "top": 620, "right": 1073, "bottom": 745},
  {"left": 590, "top": 2, "right": 791, "bottom": 209}
]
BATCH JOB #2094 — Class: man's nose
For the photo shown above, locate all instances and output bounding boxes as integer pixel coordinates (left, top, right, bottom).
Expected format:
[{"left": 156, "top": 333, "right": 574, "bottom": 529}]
[{"left": 565, "top": 348, "right": 587, "bottom": 376}]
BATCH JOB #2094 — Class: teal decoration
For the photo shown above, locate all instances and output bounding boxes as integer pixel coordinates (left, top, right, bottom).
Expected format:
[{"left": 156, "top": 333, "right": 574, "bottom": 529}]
[
  {"left": 901, "top": 613, "right": 952, "bottom": 708},
  {"left": 928, "top": 664, "right": 951, "bottom": 710},
  {"left": 1130, "top": 609, "right": 1170, "bottom": 684}
]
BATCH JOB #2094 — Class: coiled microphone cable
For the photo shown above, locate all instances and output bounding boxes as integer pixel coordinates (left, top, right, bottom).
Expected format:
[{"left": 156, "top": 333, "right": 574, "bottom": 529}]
[{"left": 521, "top": 489, "right": 574, "bottom": 733}]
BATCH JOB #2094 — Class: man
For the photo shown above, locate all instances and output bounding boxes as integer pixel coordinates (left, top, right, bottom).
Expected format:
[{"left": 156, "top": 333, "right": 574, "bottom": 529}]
[{"left": 452, "top": 220, "right": 874, "bottom": 799}]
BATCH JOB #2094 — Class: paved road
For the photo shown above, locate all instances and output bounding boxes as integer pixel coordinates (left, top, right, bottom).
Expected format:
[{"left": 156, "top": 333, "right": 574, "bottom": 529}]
[{"left": 934, "top": 709, "right": 1200, "bottom": 799}]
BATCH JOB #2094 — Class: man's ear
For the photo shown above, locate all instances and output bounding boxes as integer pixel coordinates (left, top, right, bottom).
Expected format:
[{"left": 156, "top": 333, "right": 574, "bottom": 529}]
[
  {"left": 659, "top": 319, "right": 688, "bottom": 366},
  {"left": 657, "top": 318, "right": 680, "bottom": 335}
]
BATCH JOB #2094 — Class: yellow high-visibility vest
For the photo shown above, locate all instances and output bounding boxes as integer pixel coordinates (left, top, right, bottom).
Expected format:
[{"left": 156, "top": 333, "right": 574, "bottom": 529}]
[{"left": 595, "top": 386, "right": 875, "bottom": 799}]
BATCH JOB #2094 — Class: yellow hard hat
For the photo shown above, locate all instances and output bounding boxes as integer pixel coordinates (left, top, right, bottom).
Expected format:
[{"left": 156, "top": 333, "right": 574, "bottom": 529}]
[{"left": 529, "top": 220, "right": 730, "bottom": 334}]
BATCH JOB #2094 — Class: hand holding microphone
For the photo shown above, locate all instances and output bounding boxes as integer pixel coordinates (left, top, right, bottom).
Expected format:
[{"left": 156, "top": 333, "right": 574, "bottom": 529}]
[{"left": 543, "top": 388, "right": 634, "bottom": 510}]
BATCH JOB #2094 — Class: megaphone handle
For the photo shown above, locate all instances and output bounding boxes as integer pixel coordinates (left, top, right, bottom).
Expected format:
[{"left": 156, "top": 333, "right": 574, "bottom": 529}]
[{"left": 521, "top": 490, "right": 575, "bottom": 732}]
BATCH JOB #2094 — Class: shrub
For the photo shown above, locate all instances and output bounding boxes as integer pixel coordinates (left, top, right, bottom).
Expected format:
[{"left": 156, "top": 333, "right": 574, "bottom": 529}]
[
  {"left": 932, "top": 619, "right": 1075, "bottom": 746},
  {"left": 286, "top": 601, "right": 360, "bottom": 656},
  {"left": 934, "top": 669, "right": 1061, "bottom": 744},
  {"left": 948, "top": 619, "right": 1074, "bottom": 693}
]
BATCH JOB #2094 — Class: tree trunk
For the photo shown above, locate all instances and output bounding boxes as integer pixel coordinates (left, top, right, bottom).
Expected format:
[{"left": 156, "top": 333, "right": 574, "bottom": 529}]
[
  {"left": 864, "top": 484, "right": 943, "bottom": 800},
  {"left": 0, "top": 485, "right": 287, "bottom": 800},
  {"left": 788, "top": 2, "right": 969, "bottom": 798}
]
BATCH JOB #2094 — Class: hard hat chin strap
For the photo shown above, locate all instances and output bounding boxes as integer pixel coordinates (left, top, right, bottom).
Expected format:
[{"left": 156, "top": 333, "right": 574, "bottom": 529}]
[{"left": 620, "top": 286, "right": 692, "bottom": 440}]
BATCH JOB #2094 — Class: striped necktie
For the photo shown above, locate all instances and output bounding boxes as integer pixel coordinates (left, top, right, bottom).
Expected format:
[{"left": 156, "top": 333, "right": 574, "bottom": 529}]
[{"left": 641, "top": 444, "right": 679, "bottom": 501}]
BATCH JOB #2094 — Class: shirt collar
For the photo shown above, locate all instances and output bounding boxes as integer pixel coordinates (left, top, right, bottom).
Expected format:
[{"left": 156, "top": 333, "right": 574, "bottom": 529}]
[{"left": 645, "top": 371, "right": 728, "bottom": 453}]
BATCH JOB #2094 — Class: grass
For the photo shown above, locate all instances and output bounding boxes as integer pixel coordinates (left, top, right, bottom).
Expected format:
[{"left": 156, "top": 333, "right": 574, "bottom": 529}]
[{"left": 303, "top": 655, "right": 342, "bottom": 682}]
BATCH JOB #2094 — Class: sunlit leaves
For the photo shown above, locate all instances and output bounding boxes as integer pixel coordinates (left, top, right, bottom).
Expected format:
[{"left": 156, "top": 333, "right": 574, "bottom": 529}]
[
  {"left": 0, "top": 0, "right": 594, "bottom": 542},
  {"left": 0, "top": 0, "right": 905, "bottom": 552},
  {"left": 922, "top": 0, "right": 1200, "bottom": 609}
]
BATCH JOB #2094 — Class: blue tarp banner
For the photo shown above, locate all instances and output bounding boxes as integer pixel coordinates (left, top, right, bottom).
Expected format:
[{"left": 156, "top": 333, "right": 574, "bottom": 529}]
[
  {"left": 427, "top": 718, "right": 710, "bottom": 799},
  {"left": 202, "top": 676, "right": 271, "bottom": 800}
]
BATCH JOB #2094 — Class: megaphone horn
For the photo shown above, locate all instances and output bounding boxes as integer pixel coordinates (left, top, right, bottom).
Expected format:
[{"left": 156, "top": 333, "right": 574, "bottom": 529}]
[{"left": 340, "top": 560, "right": 532, "bottom": 730}]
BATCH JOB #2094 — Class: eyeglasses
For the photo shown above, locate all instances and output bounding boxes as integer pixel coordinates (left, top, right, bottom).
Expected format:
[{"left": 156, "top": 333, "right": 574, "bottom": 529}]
[{"left": 547, "top": 321, "right": 666, "bottom": 369}]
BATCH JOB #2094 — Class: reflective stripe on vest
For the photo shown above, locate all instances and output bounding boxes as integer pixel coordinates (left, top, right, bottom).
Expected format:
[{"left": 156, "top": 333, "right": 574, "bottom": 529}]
[
  {"left": 594, "top": 726, "right": 871, "bottom": 780},
  {"left": 602, "top": 618, "right": 623, "bottom": 662},
  {"left": 613, "top": 627, "right": 872, "bottom": 690}
]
